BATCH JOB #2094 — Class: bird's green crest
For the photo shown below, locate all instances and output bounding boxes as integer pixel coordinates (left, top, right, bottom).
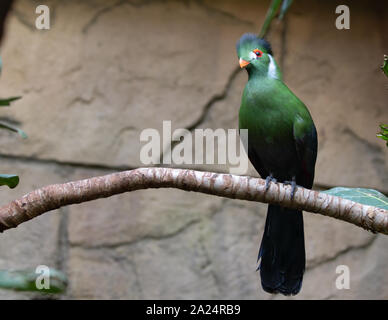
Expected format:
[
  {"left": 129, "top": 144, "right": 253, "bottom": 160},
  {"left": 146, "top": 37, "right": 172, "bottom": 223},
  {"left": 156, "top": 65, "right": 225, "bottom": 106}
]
[{"left": 236, "top": 33, "right": 273, "bottom": 57}]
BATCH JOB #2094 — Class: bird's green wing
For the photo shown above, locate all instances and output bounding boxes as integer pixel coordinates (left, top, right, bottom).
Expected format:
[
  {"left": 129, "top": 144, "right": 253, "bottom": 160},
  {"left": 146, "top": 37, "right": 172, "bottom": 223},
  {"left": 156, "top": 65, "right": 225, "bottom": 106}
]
[{"left": 293, "top": 114, "right": 318, "bottom": 188}]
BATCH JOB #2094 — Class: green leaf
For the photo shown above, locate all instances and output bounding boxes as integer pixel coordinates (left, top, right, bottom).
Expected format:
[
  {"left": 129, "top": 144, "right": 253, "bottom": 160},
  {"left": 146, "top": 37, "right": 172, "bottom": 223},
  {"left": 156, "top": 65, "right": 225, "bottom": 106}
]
[
  {"left": 0, "top": 269, "right": 67, "bottom": 294},
  {"left": 322, "top": 187, "right": 388, "bottom": 210},
  {"left": 377, "top": 134, "right": 388, "bottom": 141},
  {"left": 259, "top": 0, "right": 293, "bottom": 37},
  {"left": 259, "top": 0, "right": 282, "bottom": 38},
  {"left": 0, "top": 121, "right": 27, "bottom": 138},
  {"left": 0, "top": 174, "right": 19, "bottom": 188},
  {"left": 377, "top": 124, "right": 388, "bottom": 146},
  {"left": 279, "top": 0, "right": 293, "bottom": 20},
  {"left": 382, "top": 55, "right": 388, "bottom": 78},
  {"left": 0, "top": 96, "right": 21, "bottom": 106},
  {"left": 379, "top": 123, "right": 388, "bottom": 132}
]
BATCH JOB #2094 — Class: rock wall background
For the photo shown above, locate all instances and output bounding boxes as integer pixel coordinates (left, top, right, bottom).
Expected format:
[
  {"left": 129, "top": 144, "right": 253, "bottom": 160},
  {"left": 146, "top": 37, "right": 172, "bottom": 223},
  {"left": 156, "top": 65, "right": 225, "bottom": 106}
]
[{"left": 0, "top": 0, "right": 387, "bottom": 299}]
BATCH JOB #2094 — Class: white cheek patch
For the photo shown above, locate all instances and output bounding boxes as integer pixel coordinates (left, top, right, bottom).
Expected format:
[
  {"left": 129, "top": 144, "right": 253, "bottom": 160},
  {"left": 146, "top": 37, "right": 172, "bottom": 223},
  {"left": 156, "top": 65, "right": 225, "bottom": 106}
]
[
  {"left": 267, "top": 54, "right": 277, "bottom": 78},
  {"left": 249, "top": 51, "right": 257, "bottom": 60}
]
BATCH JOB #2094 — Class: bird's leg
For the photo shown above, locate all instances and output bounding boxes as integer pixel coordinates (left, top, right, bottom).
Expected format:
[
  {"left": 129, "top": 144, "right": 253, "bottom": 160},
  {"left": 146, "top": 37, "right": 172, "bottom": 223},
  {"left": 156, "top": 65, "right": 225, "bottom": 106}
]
[
  {"left": 284, "top": 177, "right": 298, "bottom": 200},
  {"left": 265, "top": 174, "right": 277, "bottom": 192}
]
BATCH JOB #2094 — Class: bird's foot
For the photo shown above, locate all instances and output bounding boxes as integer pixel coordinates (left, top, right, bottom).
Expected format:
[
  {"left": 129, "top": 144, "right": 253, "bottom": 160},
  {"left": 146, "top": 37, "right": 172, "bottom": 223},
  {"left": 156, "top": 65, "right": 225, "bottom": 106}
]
[
  {"left": 265, "top": 175, "right": 277, "bottom": 191},
  {"left": 283, "top": 179, "right": 299, "bottom": 200}
]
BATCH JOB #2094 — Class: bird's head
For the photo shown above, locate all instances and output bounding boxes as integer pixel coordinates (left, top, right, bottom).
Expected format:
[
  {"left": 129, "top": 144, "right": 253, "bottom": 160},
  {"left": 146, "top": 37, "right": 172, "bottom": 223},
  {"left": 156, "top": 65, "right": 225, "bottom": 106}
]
[{"left": 236, "top": 33, "right": 276, "bottom": 77}]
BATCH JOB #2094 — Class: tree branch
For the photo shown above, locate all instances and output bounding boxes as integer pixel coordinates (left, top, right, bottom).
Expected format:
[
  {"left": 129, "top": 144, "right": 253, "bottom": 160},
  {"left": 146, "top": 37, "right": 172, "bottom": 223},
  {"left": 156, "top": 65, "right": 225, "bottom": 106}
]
[{"left": 0, "top": 167, "right": 386, "bottom": 234}]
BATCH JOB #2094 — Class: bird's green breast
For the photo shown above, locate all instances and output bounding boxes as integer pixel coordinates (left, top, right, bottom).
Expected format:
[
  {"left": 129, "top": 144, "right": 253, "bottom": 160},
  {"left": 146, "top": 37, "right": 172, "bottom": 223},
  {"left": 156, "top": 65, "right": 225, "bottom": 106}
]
[{"left": 239, "top": 76, "right": 313, "bottom": 145}]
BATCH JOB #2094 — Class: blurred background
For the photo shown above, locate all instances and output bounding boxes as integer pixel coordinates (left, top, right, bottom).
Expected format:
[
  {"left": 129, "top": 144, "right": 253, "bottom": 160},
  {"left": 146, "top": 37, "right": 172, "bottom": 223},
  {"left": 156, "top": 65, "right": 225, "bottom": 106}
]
[{"left": 0, "top": 0, "right": 387, "bottom": 299}]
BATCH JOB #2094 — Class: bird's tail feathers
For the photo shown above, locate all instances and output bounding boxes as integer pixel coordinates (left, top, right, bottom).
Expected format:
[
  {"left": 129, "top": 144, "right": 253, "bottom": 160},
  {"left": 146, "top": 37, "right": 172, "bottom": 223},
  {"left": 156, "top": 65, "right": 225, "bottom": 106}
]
[{"left": 258, "top": 204, "right": 305, "bottom": 295}]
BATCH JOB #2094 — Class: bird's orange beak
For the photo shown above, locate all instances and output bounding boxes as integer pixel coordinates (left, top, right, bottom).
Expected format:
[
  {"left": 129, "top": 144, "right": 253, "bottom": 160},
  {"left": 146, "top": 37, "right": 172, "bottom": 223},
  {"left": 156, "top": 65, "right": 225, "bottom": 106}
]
[{"left": 239, "top": 58, "right": 250, "bottom": 68}]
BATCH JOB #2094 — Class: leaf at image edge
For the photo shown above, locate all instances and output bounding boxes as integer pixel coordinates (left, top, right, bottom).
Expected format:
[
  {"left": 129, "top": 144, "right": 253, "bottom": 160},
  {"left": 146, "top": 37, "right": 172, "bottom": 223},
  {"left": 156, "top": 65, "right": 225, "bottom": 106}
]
[
  {"left": 259, "top": 0, "right": 282, "bottom": 38},
  {"left": 322, "top": 187, "right": 388, "bottom": 210},
  {"left": 0, "top": 121, "right": 27, "bottom": 138},
  {"left": 377, "top": 124, "right": 388, "bottom": 146},
  {"left": 0, "top": 174, "right": 19, "bottom": 189},
  {"left": 0, "top": 96, "right": 21, "bottom": 106},
  {"left": 0, "top": 269, "right": 67, "bottom": 294},
  {"left": 279, "top": 0, "right": 293, "bottom": 20},
  {"left": 382, "top": 55, "right": 388, "bottom": 77}
]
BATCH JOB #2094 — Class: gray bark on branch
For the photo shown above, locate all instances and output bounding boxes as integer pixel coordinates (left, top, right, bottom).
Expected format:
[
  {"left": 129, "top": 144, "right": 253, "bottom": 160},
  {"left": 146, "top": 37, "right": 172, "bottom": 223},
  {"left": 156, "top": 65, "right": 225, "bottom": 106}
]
[{"left": 0, "top": 167, "right": 387, "bottom": 234}]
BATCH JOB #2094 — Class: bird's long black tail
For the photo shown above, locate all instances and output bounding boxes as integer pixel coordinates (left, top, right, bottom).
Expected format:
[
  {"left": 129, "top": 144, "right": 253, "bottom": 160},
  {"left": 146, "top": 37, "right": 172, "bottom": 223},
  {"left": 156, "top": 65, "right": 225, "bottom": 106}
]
[{"left": 258, "top": 204, "right": 305, "bottom": 295}]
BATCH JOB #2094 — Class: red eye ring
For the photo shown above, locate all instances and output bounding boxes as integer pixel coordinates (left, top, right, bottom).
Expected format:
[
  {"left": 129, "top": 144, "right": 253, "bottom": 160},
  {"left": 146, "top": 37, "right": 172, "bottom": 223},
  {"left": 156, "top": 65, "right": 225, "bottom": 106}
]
[{"left": 253, "top": 49, "right": 263, "bottom": 57}]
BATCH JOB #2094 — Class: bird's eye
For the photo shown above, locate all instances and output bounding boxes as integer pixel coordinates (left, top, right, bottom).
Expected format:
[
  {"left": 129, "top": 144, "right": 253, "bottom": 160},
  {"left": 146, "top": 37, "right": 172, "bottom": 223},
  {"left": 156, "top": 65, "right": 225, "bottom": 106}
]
[{"left": 253, "top": 49, "right": 263, "bottom": 58}]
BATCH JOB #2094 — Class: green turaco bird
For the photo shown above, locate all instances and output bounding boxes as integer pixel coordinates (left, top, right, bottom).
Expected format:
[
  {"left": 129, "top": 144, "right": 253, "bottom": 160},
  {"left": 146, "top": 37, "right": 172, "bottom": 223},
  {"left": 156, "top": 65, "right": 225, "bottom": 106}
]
[{"left": 237, "top": 33, "right": 318, "bottom": 295}]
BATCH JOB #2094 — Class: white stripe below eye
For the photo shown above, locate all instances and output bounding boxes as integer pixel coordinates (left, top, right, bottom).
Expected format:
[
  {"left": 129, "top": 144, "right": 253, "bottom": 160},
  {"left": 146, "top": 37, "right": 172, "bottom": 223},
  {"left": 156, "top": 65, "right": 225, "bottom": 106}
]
[{"left": 268, "top": 54, "right": 277, "bottom": 78}]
